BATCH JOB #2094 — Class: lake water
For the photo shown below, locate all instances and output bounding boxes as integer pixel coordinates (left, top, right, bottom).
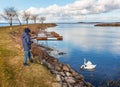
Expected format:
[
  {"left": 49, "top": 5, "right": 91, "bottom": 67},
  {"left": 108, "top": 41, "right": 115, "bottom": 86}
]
[
  {"left": 1, "top": 23, "right": 119, "bottom": 86},
  {"left": 0, "top": 23, "right": 9, "bottom": 27},
  {"left": 37, "top": 23, "right": 120, "bottom": 87},
  {"left": 0, "top": 23, "right": 19, "bottom": 27}
]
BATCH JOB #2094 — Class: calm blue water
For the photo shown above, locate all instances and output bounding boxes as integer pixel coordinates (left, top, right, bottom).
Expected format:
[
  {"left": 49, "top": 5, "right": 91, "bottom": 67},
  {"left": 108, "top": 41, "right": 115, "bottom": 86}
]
[
  {"left": 39, "top": 23, "right": 120, "bottom": 86},
  {"left": 0, "top": 23, "right": 19, "bottom": 27},
  {"left": 0, "top": 23, "right": 9, "bottom": 26}
]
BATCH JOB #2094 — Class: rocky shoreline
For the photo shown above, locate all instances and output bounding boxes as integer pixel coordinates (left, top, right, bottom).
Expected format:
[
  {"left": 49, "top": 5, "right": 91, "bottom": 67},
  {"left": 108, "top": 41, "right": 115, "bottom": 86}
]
[
  {"left": 31, "top": 43, "right": 94, "bottom": 87},
  {"left": 30, "top": 23, "right": 94, "bottom": 87}
]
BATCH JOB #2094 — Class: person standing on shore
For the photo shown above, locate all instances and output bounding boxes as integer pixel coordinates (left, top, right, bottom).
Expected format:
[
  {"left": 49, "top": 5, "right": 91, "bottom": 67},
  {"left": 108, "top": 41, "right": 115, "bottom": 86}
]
[{"left": 22, "top": 28, "right": 33, "bottom": 66}]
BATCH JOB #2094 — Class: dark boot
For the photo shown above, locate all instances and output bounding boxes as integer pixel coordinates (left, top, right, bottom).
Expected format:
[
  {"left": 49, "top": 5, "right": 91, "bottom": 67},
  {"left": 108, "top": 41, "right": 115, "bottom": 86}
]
[
  {"left": 23, "top": 63, "right": 29, "bottom": 66},
  {"left": 30, "top": 60, "right": 33, "bottom": 63}
]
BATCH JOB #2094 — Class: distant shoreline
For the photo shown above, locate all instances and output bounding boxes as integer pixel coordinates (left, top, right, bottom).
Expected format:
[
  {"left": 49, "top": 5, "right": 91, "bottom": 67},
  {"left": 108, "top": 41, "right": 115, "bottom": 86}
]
[
  {"left": 94, "top": 23, "right": 120, "bottom": 26},
  {"left": 1, "top": 22, "right": 120, "bottom": 27},
  {"left": 57, "top": 22, "right": 120, "bottom": 26}
]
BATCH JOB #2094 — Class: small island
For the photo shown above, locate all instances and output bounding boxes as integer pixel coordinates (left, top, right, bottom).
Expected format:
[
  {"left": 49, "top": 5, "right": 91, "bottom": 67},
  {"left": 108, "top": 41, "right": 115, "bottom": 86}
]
[{"left": 95, "top": 22, "right": 120, "bottom": 26}]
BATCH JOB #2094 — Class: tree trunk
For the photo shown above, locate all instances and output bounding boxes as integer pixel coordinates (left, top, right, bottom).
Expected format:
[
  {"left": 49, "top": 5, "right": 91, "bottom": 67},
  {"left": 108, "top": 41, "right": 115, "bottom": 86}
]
[
  {"left": 17, "top": 17, "right": 22, "bottom": 25},
  {"left": 26, "top": 20, "right": 28, "bottom": 25},
  {"left": 34, "top": 20, "right": 36, "bottom": 24},
  {"left": 10, "top": 17, "right": 12, "bottom": 26}
]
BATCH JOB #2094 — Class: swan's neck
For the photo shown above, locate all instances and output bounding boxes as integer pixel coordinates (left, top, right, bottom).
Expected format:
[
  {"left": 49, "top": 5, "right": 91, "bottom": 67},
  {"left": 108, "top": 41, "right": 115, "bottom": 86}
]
[{"left": 84, "top": 58, "right": 86, "bottom": 64}]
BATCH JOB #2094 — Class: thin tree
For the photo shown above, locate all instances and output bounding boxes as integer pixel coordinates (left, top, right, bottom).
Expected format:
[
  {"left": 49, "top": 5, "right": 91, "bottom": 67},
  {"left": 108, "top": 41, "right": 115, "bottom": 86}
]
[
  {"left": 1, "top": 7, "right": 17, "bottom": 26},
  {"left": 39, "top": 17, "right": 46, "bottom": 24},
  {"left": 0, "top": 13, "right": 1, "bottom": 19},
  {"left": 31, "top": 14, "right": 38, "bottom": 24},
  {"left": 22, "top": 11, "right": 30, "bottom": 25},
  {"left": 15, "top": 12, "right": 22, "bottom": 25}
]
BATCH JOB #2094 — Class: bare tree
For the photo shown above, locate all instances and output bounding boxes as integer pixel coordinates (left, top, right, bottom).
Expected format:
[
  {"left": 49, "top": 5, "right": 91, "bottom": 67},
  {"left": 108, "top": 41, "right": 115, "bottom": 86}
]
[
  {"left": 0, "top": 13, "right": 1, "bottom": 19},
  {"left": 0, "top": 15, "right": 1, "bottom": 20},
  {"left": 22, "top": 11, "right": 30, "bottom": 24},
  {"left": 31, "top": 14, "right": 38, "bottom": 24},
  {"left": 1, "top": 7, "right": 17, "bottom": 26},
  {"left": 39, "top": 17, "right": 46, "bottom": 24},
  {"left": 15, "top": 12, "right": 22, "bottom": 25}
]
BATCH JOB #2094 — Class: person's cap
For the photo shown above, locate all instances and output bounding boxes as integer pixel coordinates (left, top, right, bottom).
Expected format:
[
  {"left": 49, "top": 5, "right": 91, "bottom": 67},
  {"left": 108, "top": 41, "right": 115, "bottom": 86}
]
[{"left": 25, "top": 28, "right": 30, "bottom": 33}]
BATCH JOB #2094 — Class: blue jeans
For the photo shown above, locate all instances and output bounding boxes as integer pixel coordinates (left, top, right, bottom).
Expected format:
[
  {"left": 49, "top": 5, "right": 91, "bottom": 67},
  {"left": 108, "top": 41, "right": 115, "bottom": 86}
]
[{"left": 24, "top": 51, "right": 33, "bottom": 63}]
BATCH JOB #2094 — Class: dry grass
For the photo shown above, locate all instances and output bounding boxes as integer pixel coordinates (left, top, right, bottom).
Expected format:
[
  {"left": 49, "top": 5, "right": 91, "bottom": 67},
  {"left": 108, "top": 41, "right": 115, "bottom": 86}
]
[{"left": 0, "top": 24, "right": 56, "bottom": 87}]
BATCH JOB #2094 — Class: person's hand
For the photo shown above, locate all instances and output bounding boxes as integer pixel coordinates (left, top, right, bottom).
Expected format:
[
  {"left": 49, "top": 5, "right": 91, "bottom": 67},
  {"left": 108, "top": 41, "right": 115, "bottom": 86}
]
[{"left": 31, "top": 41, "right": 34, "bottom": 43}]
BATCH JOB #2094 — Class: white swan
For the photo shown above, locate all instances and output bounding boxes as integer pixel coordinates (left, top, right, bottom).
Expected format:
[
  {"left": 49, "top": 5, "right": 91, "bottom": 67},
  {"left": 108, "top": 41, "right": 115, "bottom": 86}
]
[{"left": 80, "top": 58, "right": 96, "bottom": 70}]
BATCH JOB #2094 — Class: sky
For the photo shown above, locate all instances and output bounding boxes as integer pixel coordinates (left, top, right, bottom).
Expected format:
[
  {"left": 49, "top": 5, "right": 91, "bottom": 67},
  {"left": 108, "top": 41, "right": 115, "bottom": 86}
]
[{"left": 0, "top": 0, "right": 120, "bottom": 23}]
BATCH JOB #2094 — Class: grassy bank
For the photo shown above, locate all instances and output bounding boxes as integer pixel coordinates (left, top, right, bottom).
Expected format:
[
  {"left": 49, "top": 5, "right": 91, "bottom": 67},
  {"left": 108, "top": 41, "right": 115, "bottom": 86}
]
[{"left": 0, "top": 23, "right": 57, "bottom": 87}]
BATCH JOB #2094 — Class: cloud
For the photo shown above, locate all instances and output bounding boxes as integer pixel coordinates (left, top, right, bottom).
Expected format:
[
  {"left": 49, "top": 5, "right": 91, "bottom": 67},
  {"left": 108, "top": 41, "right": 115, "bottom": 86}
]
[{"left": 26, "top": 0, "right": 120, "bottom": 22}]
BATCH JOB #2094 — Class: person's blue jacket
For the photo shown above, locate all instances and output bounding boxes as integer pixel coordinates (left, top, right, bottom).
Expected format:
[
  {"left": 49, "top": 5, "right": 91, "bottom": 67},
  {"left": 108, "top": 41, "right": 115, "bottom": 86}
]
[{"left": 22, "top": 28, "right": 32, "bottom": 51}]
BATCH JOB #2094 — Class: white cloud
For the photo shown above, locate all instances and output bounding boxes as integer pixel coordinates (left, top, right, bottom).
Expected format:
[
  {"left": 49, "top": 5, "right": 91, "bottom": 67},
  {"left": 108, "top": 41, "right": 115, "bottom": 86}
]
[{"left": 26, "top": 0, "right": 120, "bottom": 22}]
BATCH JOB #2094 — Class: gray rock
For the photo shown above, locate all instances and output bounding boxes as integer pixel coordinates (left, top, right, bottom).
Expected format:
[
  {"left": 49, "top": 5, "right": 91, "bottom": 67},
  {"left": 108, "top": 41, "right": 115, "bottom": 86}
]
[
  {"left": 78, "top": 82, "right": 84, "bottom": 86},
  {"left": 52, "top": 83, "right": 61, "bottom": 87},
  {"left": 65, "top": 77, "right": 76, "bottom": 84},
  {"left": 55, "top": 65, "right": 61, "bottom": 71},
  {"left": 63, "top": 65, "right": 70, "bottom": 71},
  {"left": 67, "top": 83, "right": 73, "bottom": 87},
  {"left": 56, "top": 74, "right": 62, "bottom": 82},
  {"left": 61, "top": 76, "right": 65, "bottom": 82},
  {"left": 66, "top": 72, "right": 72, "bottom": 77},
  {"left": 85, "top": 82, "right": 94, "bottom": 87},
  {"left": 62, "top": 83, "right": 68, "bottom": 87},
  {"left": 70, "top": 69, "right": 78, "bottom": 76},
  {"left": 75, "top": 75, "right": 84, "bottom": 81},
  {"left": 60, "top": 72, "right": 65, "bottom": 76},
  {"left": 42, "top": 59, "right": 48, "bottom": 67},
  {"left": 50, "top": 70, "right": 58, "bottom": 74},
  {"left": 74, "top": 84, "right": 83, "bottom": 87}
]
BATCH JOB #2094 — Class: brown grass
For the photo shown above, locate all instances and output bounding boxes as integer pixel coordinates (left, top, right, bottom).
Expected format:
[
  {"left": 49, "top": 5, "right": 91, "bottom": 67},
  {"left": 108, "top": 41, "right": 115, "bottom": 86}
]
[{"left": 0, "top": 23, "right": 57, "bottom": 87}]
